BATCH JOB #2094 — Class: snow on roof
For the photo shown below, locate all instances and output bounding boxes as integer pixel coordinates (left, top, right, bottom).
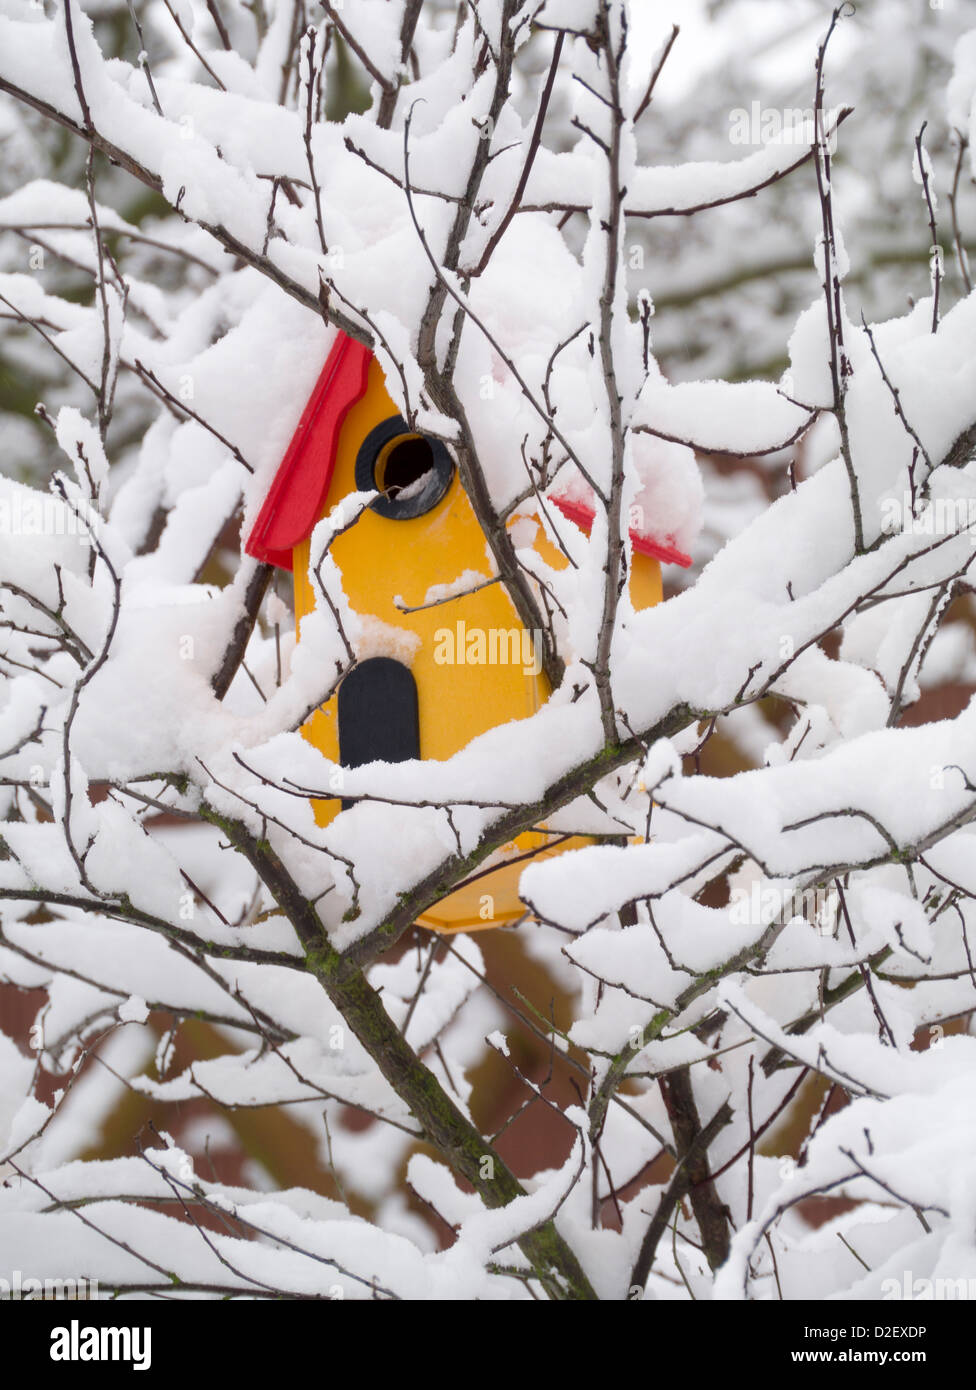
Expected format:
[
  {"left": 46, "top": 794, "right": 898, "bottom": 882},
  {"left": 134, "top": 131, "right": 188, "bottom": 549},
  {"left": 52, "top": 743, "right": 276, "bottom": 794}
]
[
  {"left": 245, "top": 333, "right": 371, "bottom": 570},
  {"left": 246, "top": 331, "right": 697, "bottom": 570},
  {"left": 549, "top": 495, "right": 692, "bottom": 568},
  {"left": 549, "top": 424, "right": 702, "bottom": 569}
]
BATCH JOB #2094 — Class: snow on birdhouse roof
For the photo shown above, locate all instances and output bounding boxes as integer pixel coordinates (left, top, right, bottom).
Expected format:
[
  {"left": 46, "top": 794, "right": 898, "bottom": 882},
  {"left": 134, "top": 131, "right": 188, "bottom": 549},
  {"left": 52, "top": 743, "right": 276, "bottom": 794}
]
[
  {"left": 246, "top": 330, "right": 697, "bottom": 571},
  {"left": 549, "top": 495, "right": 692, "bottom": 568},
  {"left": 548, "top": 424, "right": 702, "bottom": 569},
  {"left": 245, "top": 332, "right": 371, "bottom": 570}
]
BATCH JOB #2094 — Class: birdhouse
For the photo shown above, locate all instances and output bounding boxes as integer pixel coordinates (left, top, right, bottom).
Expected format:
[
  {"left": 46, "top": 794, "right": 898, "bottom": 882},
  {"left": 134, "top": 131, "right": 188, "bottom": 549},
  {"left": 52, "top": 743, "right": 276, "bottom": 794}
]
[{"left": 246, "top": 331, "right": 691, "bottom": 933}]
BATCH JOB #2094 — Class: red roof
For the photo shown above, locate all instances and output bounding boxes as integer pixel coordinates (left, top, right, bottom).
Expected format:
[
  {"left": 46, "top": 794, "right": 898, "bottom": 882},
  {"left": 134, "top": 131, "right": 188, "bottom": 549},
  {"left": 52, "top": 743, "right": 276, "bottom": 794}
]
[
  {"left": 549, "top": 496, "right": 692, "bottom": 568},
  {"left": 246, "top": 330, "right": 691, "bottom": 571},
  {"left": 245, "top": 332, "right": 372, "bottom": 570}
]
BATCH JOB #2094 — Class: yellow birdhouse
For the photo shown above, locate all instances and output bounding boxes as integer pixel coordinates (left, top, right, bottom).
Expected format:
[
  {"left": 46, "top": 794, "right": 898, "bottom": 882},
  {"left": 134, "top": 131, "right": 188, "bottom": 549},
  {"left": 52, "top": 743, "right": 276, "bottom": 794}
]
[{"left": 246, "top": 332, "right": 691, "bottom": 933}]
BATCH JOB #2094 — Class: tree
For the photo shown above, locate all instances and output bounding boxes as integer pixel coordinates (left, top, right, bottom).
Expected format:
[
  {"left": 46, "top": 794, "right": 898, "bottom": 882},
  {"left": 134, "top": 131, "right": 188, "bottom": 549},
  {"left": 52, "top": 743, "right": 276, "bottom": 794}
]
[{"left": 1, "top": 0, "right": 976, "bottom": 1302}]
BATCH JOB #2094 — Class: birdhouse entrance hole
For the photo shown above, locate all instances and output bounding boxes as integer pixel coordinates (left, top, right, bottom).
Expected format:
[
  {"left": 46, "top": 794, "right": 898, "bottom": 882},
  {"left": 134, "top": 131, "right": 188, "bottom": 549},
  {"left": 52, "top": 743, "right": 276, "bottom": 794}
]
[
  {"left": 379, "top": 437, "right": 431, "bottom": 493},
  {"left": 355, "top": 416, "right": 454, "bottom": 521}
]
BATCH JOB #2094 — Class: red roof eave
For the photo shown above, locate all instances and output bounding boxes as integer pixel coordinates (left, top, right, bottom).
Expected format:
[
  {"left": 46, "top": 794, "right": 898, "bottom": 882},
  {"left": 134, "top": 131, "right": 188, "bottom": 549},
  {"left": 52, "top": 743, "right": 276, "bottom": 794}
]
[
  {"left": 245, "top": 332, "right": 372, "bottom": 570},
  {"left": 550, "top": 496, "right": 692, "bottom": 568}
]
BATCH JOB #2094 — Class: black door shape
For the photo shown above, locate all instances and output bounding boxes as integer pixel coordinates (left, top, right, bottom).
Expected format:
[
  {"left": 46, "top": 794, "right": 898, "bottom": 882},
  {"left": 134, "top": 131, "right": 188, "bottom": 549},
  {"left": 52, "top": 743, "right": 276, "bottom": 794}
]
[{"left": 337, "top": 658, "right": 420, "bottom": 809}]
